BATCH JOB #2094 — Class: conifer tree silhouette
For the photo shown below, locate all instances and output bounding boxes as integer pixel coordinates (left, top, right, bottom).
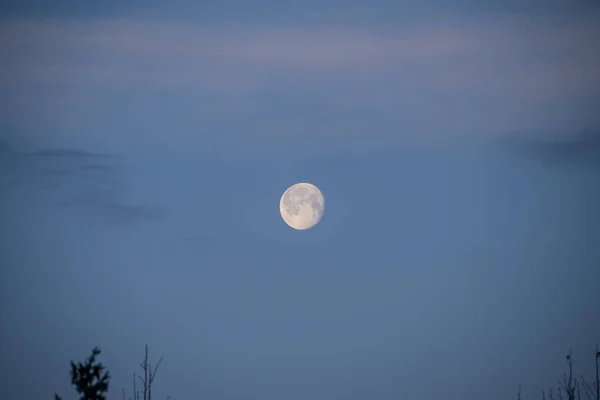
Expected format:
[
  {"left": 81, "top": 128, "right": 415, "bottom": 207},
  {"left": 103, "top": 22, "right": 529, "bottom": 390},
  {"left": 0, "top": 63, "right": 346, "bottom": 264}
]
[{"left": 55, "top": 346, "right": 110, "bottom": 400}]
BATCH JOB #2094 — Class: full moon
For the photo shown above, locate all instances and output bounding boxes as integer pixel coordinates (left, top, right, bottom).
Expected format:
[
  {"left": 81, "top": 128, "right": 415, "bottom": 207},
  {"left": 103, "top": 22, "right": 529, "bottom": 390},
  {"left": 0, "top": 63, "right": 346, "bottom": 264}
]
[{"left": 279, "top": 182, "right": 325, "bottom": 230}]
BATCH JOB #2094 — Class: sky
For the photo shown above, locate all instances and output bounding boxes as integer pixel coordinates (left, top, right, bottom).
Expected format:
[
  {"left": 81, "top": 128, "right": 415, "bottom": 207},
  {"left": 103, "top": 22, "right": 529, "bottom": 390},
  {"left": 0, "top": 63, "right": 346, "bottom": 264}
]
[{"left": 0, "top": 0, "right": 599, "bottom": 399}]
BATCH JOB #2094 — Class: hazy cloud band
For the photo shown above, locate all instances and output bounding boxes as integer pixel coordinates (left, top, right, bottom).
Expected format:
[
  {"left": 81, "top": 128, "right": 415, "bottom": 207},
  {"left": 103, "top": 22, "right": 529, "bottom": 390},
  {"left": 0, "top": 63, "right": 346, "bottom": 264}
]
[{"left": 1, "top": 14, "right": 599, "bottom": 145}]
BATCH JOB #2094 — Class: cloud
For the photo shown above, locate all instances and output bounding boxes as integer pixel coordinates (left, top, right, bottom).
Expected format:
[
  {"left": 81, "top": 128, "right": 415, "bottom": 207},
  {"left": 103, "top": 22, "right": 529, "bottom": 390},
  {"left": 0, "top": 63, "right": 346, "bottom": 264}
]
[
  {"left": 0, "top": 143, "right": 165, "bottom": 223},
  {"left": 499, "top": 126, "right": 600, "bottom": 168},
  {"left": 24, "top": 148, "right": 117, "bottom": 159},
  {"left": 2, "top": 15, "right": 598, "bottom": 90},
  {"left": 0, "top": 13, "right": 599, "bottom": 143},
  {"left": 96, "top": 202, "right": 165, "bottom": 223}
]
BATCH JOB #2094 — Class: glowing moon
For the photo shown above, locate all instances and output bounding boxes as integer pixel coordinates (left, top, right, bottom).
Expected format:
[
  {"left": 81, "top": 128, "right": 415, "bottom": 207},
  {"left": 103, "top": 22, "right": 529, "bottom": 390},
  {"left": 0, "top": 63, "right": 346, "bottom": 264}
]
[{"left": 279, "top": 183, "right": 325, "bottom": 230}]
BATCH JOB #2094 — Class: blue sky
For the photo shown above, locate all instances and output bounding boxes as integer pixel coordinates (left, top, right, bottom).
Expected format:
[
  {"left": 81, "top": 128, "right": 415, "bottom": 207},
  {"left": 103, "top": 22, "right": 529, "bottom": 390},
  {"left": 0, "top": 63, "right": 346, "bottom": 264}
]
[{"left": 1, "top": 0, "right": 599, "bottom": 399}]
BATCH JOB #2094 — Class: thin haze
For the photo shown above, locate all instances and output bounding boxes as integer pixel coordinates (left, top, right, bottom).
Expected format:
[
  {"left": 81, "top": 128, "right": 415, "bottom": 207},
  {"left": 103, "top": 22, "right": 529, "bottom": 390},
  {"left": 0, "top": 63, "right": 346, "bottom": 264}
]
[{"left": 0, "top": 0, "right": 599, "bottom": 399}]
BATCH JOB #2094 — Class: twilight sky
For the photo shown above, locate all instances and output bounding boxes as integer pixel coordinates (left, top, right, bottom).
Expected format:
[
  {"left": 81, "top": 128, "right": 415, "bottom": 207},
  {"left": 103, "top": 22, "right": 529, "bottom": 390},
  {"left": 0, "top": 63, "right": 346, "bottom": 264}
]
[{"left": 0, "top": 0, "right": 599, "bottom": 399}]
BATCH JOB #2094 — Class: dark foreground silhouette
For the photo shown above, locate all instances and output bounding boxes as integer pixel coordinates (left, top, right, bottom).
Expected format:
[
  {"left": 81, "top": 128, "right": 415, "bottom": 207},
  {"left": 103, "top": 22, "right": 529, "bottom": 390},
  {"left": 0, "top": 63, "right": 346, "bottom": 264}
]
[
  {"left": 54, "top": 347, "right": 109, "bottom": 400},
  {"left": 55, "top": 345, "right": 168, "bottom": 400},
  {"left": 516, "top": 346, "right": 600, "bottom": 400},
  {"left": 55, "top": 345, "right": 599, "bottom": 400}
]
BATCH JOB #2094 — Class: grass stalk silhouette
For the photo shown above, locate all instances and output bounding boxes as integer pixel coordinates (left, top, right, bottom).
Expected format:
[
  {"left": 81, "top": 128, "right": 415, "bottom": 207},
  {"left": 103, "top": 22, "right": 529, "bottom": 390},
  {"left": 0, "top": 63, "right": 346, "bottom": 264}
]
[{"left": 521, "top": 345, "right": 599, "bottom": 400}]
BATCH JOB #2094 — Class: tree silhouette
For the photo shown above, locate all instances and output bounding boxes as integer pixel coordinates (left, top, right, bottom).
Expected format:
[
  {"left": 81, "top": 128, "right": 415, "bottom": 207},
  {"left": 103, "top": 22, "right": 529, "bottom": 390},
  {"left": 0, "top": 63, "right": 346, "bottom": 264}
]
[
  {"left": 55, "top": 346, "right": 110, "bottom": 400},
  {"left": 123, "top": 345, "right": 168, "bottom": 400}
]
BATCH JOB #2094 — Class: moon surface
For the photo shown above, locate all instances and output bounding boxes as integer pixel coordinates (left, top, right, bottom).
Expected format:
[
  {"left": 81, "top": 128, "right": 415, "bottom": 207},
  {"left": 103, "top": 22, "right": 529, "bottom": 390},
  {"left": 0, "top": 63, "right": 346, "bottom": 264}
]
[{"left": 279, "top": 183, "right": 325, "bottom": 230}]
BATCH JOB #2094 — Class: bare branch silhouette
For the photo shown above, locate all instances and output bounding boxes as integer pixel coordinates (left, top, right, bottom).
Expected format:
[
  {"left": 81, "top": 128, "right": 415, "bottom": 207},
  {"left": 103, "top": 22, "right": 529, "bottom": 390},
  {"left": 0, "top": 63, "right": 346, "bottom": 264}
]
[
  {"left": 521, "top": 346, "right": 599, "bottom": 400},
  {"left": 124, "top": 345, "right": 169, "bottom": 400}
]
